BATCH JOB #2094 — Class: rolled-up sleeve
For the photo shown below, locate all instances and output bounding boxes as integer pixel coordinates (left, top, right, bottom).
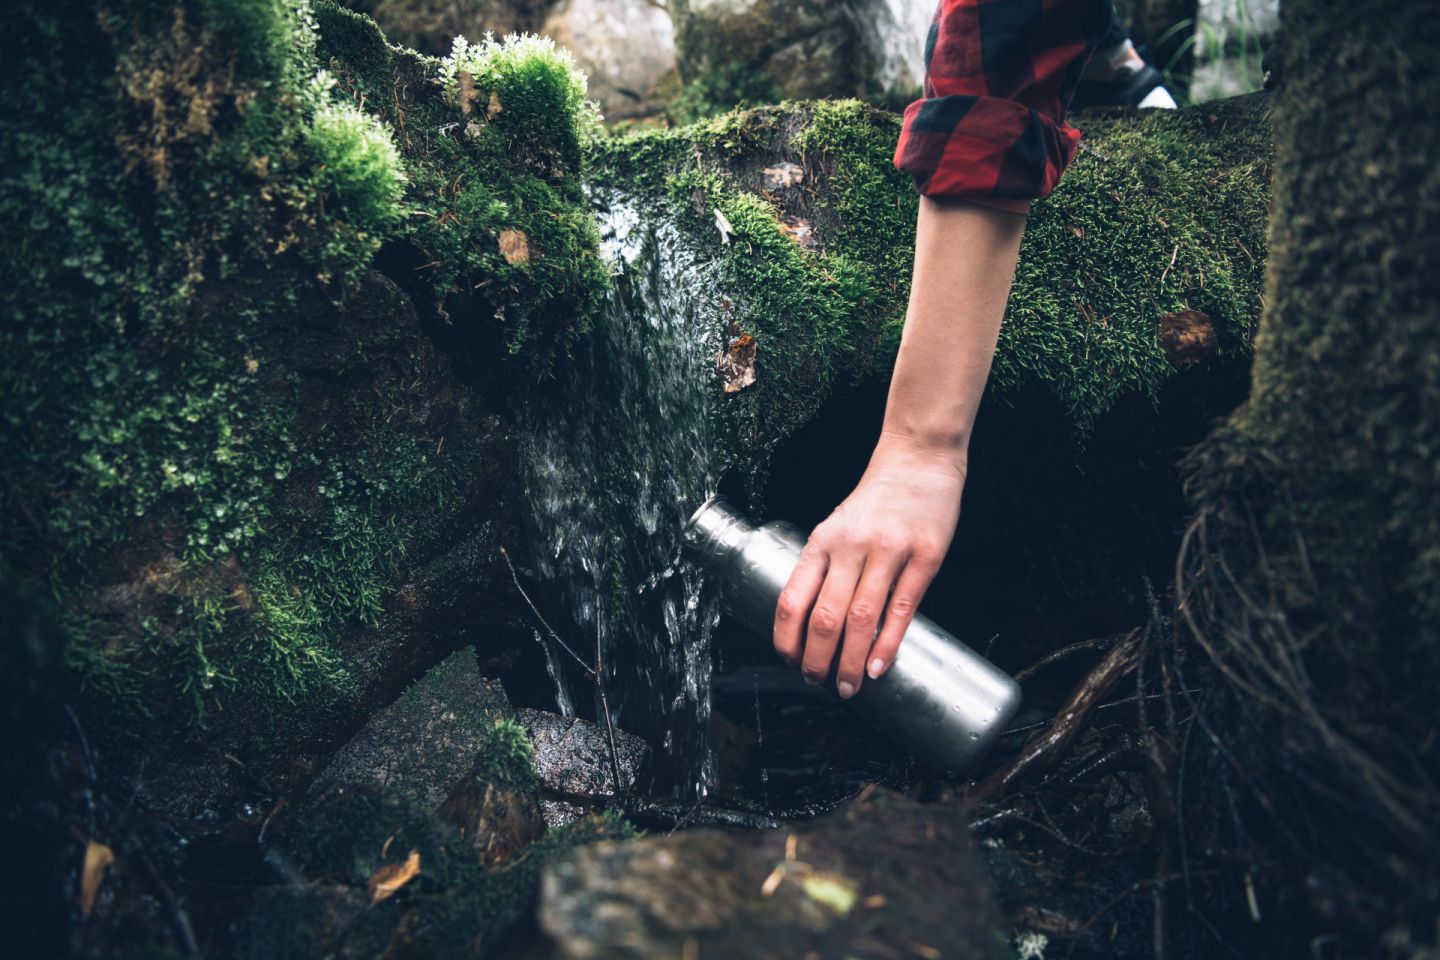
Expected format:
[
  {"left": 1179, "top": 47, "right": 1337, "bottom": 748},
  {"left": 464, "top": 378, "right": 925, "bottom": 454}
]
[{"left": 895, "top": 0, "right": 1113, "bottom": 206}]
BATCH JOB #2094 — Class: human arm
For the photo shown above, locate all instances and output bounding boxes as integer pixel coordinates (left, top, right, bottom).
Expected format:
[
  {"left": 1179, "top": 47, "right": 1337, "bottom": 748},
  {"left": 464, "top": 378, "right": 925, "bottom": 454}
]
[
  {"left": 770, "top": 0, "right": 1111, "bottom": 697},
  {"left": 771, "top": 196, "right": 1025, "bottom": 697}
]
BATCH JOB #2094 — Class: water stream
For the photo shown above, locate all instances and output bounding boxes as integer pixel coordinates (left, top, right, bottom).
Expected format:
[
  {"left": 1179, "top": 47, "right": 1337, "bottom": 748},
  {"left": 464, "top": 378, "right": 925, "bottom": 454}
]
[{"left": 519, "top": 189, "right": 727, "bottom": 797}]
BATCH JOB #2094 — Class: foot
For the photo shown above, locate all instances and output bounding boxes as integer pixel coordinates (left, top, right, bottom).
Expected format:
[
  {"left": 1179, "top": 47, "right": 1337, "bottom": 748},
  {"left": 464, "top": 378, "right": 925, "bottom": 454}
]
[{"left": 1073, "top": 39, "right": 1178, "bottom": 110}]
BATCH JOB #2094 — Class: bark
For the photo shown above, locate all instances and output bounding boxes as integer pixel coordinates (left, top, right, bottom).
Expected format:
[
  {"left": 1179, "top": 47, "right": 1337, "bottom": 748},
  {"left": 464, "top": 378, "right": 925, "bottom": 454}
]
[{"left": 1179, "top": 0, "right": 1440, "bottom": 944}]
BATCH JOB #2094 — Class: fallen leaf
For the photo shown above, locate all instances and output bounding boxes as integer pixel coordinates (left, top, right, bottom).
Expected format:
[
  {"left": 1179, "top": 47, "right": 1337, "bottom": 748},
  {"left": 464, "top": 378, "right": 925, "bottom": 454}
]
[
  {"left": 1067, "top": 224, "right": 1085, "bottom": 239},
  {"left": 713, "top": 207, "right": 735, "bottom": 246},
  {"left": 763, "top": 162, "right": 804, "bottom": 189},
  {"left": 79, "top": 839, "right": 114, "bottom": 917},
  {"left": 779, "top": 216, "right": 818, "bottom": 250},
  {"left": 368, "top": 849, "right": 421, "bottom": 906},
  {"left": 715, "top": 332, "right": 756, "bottom": 394},
  {"left": 499, "top": 229, "right": 530, "bottom": 266},
  {"left": 1158, "top": 308, "right": 1217, "bottom": 366},
  {"left": 800, "top": 872, "right": 858, "bottom": 915},
  {"left": 487, "top": 90, "right": 503, "bottom": 120}
]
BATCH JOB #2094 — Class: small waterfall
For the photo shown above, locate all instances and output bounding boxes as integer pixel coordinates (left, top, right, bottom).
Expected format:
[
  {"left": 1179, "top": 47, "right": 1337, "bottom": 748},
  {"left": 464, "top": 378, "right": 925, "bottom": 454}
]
[{"left": 519, "top": 189, "right": 727, "bottom": 797}]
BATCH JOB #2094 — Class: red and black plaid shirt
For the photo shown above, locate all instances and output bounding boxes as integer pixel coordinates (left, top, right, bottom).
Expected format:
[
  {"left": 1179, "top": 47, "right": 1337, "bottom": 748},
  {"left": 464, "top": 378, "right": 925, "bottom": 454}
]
[{"left": 894, "top": 0, "right": 1113, "bottom": 209}]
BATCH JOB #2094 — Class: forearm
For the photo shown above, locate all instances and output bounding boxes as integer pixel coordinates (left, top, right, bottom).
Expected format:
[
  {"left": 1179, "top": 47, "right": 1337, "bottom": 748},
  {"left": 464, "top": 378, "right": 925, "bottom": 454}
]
[{"left": 878, "top": 197, "right": 1026, "bottom": 462}]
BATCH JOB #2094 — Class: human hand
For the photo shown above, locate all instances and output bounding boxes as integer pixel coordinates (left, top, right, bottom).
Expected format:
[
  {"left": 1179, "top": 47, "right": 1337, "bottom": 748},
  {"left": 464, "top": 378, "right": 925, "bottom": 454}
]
[{"left": 772, "top": 432, "right": 966, "bottom": 698}]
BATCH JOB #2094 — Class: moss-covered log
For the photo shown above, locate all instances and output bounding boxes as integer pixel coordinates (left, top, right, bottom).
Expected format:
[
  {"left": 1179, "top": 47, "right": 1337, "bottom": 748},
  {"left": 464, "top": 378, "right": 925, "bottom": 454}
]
[
  {"left": 590, "top": 94, "right": 1273, "bottom": 470},
  {"left": 1178, "top": 0, "right": 1440, "bottom": 948}
]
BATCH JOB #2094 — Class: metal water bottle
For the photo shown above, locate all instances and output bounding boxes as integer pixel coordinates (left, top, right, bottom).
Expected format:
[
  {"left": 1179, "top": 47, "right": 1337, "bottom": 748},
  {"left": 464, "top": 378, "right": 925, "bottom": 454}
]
[{"left": 683, "top": 495, "right": 1022, "bottom": 775}]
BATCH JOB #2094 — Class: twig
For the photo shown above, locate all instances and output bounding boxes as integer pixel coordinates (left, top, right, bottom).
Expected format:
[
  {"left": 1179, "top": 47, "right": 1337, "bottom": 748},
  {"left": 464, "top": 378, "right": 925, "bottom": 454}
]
[
  {"left": 1159, "top": 244, "right": 1180, "bottom": 288},
  {"left": 1014, "top": 636, "right": 1118, "bottom": 683},
  {"left": 499, "top": 547, "right": 594, "bottom": 677},
  {"left": 499, "top": 546, "right": 624, "bottom": 796},
  {"left": 1000, "top": 691, "right": 1196, "bottom": 739},
  {"left": 592, "top": 597, "right": 625, "bottom": 796},
  {"left": 972, "top": 628, "right": 1144, "bottom": 803}
]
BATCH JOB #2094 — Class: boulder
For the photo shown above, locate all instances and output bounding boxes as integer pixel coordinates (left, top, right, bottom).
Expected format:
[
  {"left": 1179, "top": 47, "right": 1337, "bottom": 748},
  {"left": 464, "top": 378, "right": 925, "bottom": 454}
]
[
  {"left": 314, "top": 648, "right": 520, "bottom": 809},
  {"left": 668, "top": 0, "right": 932, "bottom": 107},
  {"left": 540, "top": 0, "right": 678, "bottom": 120},
  {"left": 517, "top": 708, "right": 650, "bottom": 825},
  {"left": 537, "top": 790, "right": 1009, "bottom": 959}
]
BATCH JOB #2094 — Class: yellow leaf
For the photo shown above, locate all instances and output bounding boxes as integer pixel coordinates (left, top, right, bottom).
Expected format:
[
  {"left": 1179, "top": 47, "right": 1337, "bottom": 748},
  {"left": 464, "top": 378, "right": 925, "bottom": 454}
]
[
  {"left": 79, "top": 840, "right": 114, "bottom": 917},
  {"left": 800, "top": 872, "right": 858, "bottom": 915},
  {"left": 368, "top": 849, "right": 421, "bottom": 906}
]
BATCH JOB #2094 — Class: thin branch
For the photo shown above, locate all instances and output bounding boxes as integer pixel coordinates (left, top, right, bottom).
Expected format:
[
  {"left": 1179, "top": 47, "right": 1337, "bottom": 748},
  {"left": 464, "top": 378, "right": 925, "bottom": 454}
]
[
  {"left": 499, "top": 546, "right": 594, "bottom": 677},
  {"left": 499, "top": 546, "right": 625, "bottom": 797}
]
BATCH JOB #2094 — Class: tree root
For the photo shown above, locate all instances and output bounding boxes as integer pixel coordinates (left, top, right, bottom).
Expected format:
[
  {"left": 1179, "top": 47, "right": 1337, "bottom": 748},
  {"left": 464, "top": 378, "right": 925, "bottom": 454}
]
[{"left": 971, "top": 628, "right": 1144, "bottom": 803}]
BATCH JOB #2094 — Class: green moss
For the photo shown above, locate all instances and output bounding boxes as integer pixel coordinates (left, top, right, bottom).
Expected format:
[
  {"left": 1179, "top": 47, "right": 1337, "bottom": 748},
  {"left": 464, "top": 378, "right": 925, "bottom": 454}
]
[
  {"left": 670, "top": 61, "right": 785, "bottom": 124},
  {"left": 2, "top": 0, "right": 607, "bottom": 731},
  {"left": 478, "top": 716, "right": 541, "bottom": 791},
  {"left": 589, "top": 95, "right": 1271, "bottom": 465},
  {"left": 313, "top": 1, "right": 610, "bottom": 380},
  {"left": 273, "top": 784, "right": 635, "bottom": 957}
]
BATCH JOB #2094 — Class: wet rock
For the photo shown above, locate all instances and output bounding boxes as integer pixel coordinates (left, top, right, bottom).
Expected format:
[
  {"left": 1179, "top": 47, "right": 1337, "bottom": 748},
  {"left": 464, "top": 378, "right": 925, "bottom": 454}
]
[
  {"left": 314, "top": 648, "right": 518, "bottom": 809},
  {"left": 438, "top": 717, "right": 549, "bottom": 864},
  {"left": 540, "top": 0, "right": 677, "bottom": 120},
  {"left": 669, "top": 0, "right": 930, "bottom": 104},
  {"left": 537, "top": 790, "right": 1009, "bottom": 959},
  {"left": 517, "top": 708, "right": 649, "bottom": 825}
]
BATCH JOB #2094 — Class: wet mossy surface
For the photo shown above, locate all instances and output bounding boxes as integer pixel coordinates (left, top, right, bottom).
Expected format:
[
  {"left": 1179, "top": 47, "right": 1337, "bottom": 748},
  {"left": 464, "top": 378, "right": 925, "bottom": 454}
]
[
  {"left": 589, "top": 95, "right": 1272, "bottom": 472},
  {"left": 0, "top": 0, "right": 607, "bottom": 760}
]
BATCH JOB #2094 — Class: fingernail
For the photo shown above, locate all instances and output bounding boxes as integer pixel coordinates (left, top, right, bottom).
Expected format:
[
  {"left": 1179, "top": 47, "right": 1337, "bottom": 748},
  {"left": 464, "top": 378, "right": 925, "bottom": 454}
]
[
  {"left": 868, "top": 658, "right": 885, "bottom": 679},
  {"left": 803, "top": 674, "right": 820, "bottom": 687},
  {"left": 837, "top": 680, "right": 855, "bottom": 699}
]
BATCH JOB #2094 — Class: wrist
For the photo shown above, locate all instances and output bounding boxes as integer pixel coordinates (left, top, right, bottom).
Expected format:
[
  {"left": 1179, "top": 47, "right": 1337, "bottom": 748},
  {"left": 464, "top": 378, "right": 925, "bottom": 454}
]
[{"left": 871, "top": 428, "right": 970, "bottom": 477}]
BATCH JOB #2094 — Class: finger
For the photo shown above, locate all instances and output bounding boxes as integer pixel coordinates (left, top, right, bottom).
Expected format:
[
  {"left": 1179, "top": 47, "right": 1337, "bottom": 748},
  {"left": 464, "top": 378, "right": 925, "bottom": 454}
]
[
  {"left": 800, "top": 559, "right": 863, "bottom": 686},
  {"left": 866, "top": 551, "right": 943, "bottom": 680},
  {"left": 773, "top": 544, "right": 828, "bottom": 666},
  {"left": 836, "top": 550, "right": 906, "bottom": 698}
]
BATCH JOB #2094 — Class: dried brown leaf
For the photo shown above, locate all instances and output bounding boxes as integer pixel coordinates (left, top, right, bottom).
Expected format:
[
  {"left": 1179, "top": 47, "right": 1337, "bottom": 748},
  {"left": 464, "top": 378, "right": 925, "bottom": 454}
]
[
  {"left": 486, "top": 90, "right": 503, "bottom": 120},
  {"left": 457, "top": 71, "right": 478, "bottom": 117},
  {"left": 79, "top": 839, "right": 113, "bottom": 917},
  {"left": 499, "top": 229, "right": 530, "bottom": 266},
  {"left": 368, "top": 849, "right": 421, "bottom": 906},
  {"left": 1158, "top": 308, "right": 1217, "bottom": 366},
  {"left": 716, "top": 332, "right": 756, "bottom": 394}
]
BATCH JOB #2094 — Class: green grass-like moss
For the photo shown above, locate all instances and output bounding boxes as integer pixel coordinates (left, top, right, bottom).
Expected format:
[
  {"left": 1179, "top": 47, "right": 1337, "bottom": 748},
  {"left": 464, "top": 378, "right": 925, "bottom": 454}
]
[
  {"left": 1, "top": 0, "right": 607, "bottom": 729},
  {"left": 589, "top": 96, "right": 1272, "bottom": 467}
]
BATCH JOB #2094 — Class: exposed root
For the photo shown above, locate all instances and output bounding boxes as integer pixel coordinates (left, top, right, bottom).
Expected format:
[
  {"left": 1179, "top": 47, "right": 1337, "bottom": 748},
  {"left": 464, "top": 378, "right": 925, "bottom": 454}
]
[{"left": 971, "top": 628, "right": 1143, "bottom": 803}]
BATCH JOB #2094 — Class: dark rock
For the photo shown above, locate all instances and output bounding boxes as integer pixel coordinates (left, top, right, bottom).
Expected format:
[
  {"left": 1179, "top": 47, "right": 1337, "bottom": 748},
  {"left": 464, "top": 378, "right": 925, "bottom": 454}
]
[
  {"left": 537, "top": 790, "right": 1009, "bottom": 959},
  {"left": 314, "top": 648, "right": 517, "bottom": 809},
  {"left": 517, "top": 708, "right": 649, "bottom": 825}
]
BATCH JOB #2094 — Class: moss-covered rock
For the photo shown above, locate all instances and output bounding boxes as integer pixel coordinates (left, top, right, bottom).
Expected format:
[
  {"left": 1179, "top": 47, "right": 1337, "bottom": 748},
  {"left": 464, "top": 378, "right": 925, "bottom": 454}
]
[
  {"left": 538, "top": 789, "right": 1008, "bottom": 959},
  {"left": 255, "top": 784, "right": 633, "bottom": 960},
  {"left": 589, "top": 94, "right": 1272, "bottom": 474},
  {"left": 0, "top": 0, "right": 608, "bottom": 780}
]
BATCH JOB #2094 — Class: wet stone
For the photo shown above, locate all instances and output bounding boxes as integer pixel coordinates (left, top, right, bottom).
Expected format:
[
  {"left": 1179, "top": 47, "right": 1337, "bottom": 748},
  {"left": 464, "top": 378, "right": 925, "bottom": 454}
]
[
  {"left": 314, "top": 648, "right": 516, "bottom": 809},
  {"left": 517, "top": 708, "right": 649, "bottom": 825},
  {"left": 537, "top": 790, "right": 1009, "bottom": 960}
]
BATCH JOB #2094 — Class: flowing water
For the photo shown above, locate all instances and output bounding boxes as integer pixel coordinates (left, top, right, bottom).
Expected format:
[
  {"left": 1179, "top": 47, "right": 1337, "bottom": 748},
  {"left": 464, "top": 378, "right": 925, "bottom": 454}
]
[{"left": 519, "top": 189, "right": 728, "bottom": 797}]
